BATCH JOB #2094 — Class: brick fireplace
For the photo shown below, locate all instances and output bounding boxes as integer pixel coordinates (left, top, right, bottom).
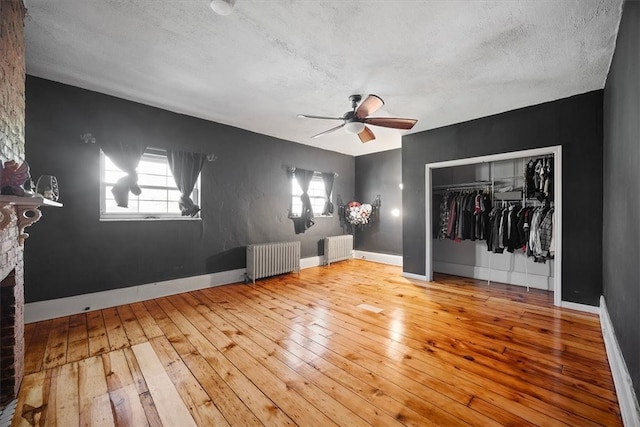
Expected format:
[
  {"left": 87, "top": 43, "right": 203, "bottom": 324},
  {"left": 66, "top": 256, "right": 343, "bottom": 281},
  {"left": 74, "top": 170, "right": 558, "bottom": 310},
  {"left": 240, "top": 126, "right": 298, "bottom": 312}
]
[
  {"left": 0, "top": 0, "right": 27, "bottom": 415},
  {"left": 1, "top": 266, "right": 24, "bottom": 410}
]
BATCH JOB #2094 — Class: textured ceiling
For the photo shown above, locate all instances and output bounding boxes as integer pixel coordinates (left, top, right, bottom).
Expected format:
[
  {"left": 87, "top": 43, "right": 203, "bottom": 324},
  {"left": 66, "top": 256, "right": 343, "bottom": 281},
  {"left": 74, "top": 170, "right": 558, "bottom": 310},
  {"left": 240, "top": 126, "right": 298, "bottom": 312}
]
[{"left": 24, "top": 0, "right": 623, "bottom": 156}]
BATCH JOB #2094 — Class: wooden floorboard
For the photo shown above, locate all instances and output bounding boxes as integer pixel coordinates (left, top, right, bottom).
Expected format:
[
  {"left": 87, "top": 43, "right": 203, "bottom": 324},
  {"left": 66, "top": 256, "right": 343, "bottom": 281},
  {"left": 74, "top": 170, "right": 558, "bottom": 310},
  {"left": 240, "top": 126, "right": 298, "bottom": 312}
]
[{"left": 12, "top": 260, "right": 623, "bottom": 426}]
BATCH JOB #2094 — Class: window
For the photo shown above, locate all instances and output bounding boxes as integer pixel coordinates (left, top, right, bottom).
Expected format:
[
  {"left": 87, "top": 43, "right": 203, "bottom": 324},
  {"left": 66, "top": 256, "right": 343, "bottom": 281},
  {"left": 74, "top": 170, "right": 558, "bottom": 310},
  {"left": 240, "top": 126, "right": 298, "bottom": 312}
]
[
  {"left": 291, "top": 171, "right": 332, "bottom": 217},
  {"left": 100, "top": 149, "right": 200, "bottom": 220}
]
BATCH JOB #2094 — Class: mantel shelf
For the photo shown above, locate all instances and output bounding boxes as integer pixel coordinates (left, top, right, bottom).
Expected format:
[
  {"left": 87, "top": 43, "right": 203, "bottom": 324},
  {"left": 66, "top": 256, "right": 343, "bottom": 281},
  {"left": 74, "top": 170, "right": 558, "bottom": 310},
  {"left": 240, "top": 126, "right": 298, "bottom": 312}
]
[
  {"left": 0, "top": 195, "right": 63, "bottom": 208},
  {"left": 0, "top": 195, "right": 63, "bottom": 245}
]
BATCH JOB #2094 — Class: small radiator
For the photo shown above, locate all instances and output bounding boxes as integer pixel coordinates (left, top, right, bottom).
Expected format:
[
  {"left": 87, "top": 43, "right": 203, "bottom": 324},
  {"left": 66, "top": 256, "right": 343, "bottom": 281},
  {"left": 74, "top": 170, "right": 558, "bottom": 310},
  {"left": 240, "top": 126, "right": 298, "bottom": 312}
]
[
  {"left": 324, "top": 235, "right": 353, "bottom": 266},
  {"left": 246, "top": 241, "right": 300, "bottom": 284}
]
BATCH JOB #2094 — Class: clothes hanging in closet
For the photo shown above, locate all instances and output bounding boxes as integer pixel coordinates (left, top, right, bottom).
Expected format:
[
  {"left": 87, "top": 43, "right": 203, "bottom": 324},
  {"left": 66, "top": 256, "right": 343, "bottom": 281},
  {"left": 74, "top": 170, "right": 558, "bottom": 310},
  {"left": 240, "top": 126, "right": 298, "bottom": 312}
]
[
  {"left": 525, "top": 157, "right": 554, "bottom": 201},
  {"left": 436, "top": 190, "right": 491, "bottom": 241},
  {"left": 486, "top": 203, "right": 554, "bottom": 263}
]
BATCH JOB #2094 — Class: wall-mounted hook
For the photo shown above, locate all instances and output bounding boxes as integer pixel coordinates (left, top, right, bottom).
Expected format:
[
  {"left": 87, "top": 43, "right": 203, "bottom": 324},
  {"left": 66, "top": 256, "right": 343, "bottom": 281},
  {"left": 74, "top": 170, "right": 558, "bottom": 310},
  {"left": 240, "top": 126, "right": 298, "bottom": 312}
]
[{"left": 80, "top": 133, "right": 96, "bottom": 144}]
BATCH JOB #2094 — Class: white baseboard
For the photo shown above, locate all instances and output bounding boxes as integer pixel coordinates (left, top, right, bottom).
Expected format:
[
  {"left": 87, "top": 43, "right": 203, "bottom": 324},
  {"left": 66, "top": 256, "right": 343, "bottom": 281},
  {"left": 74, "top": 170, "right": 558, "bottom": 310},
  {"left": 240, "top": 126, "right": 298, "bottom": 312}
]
[
  {"left": 433, "top": 261, "right": 553, "bottom": 291},
  {"left": 24, "top": 268, "right": 246, "bottom": 323},
  {"left": 300, "top": 256, "right": 322, "bottom": 269},
  {"left": 353, "top": 251, "right": 403, "bottom": 266},
  {"left": 561, "top": 300, "right": 600, "bottom": 315},
  {"left": 402, "top": 272, "right": 428, "bottom": 282},
  {"left": 600, "top": 296, "right": 640, "bottom": 427},
  {"left": 25, "top": 257, "right": 338, "bottom": 322}
]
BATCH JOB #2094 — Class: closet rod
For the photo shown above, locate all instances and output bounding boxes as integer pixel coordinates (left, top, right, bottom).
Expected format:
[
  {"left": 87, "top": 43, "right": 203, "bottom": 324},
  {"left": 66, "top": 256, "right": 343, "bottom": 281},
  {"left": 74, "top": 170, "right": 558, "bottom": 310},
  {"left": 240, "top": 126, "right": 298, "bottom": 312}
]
[
  {"left": 494, "top": 175, "right": 524, "bottom": 180},
  {"left": 495, "top": 198, "right": 549, "bottom": 205},
  {"left": 432, "top": 180, "right": 492, "bottom": 190},
  {"left": 526, "top": 154, "right": 554, "bottom": 160}
]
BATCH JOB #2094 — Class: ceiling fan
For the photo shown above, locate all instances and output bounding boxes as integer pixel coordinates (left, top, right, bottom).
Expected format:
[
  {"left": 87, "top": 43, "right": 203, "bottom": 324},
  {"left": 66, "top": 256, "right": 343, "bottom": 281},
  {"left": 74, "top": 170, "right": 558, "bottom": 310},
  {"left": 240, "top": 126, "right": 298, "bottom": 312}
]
[{"left": 297, "top": 94, "right": 418, "bottom": 143}]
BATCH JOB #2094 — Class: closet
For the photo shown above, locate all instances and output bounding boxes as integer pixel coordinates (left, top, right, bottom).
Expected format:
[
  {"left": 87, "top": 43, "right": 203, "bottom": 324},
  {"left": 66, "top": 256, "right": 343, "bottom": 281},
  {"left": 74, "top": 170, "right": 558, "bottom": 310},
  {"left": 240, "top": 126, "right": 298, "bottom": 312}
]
[{"left": 426, "top": 147, "right": 560, "bottom": 299}]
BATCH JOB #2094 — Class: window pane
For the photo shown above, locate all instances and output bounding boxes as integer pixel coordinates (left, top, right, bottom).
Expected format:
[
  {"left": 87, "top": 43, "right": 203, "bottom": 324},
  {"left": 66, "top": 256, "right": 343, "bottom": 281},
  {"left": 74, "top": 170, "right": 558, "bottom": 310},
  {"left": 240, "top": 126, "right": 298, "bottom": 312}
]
[
  {"left": 292, "top": 179, "right": 302, "bottom": 196},
  {"left": 167, "top": 189, "right": 182, "bottom": 202},
  {"left": 104, "top": 195, "right": 139, "bottom": 213},
  {"left": 105, "top": 199, "right": 123, "bottom": 212},
  {"left": 139, "top": 160, "right": 168, "bottom": 175},
  {"left": 310, "top": 197, "right": 325, "bottom": 214},
  {"left": 104, "top": 170, "right": 126, "bottom": 184},
  {"left": 138, "top": 173, "right": 171, "bottom": 187},
  {"left": 104, "top": 156, "right": 119, "bottom": 171},
  {"left": 291, "top": 199, "right": 302, "bottom": 216},
  {"left": 139, "top": 188, "right": 171, "bottom": 201},
  {"left": 139, "top": 200, "right": 173, "bottom": 213}
]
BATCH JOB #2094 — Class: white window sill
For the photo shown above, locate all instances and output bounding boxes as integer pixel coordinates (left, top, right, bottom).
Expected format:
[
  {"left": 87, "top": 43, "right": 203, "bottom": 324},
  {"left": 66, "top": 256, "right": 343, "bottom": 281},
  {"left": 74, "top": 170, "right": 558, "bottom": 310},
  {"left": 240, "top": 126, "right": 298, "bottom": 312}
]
[{"left": 99, "top": 216, "right": 202, "bottom": 222}]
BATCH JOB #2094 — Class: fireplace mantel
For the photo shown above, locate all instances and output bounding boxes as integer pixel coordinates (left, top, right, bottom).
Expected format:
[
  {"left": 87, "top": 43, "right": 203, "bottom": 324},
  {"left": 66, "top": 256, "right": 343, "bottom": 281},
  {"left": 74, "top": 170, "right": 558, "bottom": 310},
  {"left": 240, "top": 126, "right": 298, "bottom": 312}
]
[{"left": 0, "top": 195, "right": 62, "bottom": 245}]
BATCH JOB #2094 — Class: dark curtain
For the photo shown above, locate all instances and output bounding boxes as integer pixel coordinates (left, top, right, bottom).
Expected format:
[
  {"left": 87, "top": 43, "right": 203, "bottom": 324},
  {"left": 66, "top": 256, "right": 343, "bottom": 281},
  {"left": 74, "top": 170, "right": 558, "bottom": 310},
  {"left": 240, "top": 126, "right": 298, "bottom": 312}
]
[
  {"left": 293, "top": 168, "right": 315, "bottom": 234},
  {"left": 321, "top": 172, "right": 335, "bottom": 215},
  {"left": 92, "top": 109, "right": 147, "bottom": 208},
  {"left": 167, "top": 150, "right": 207, "bottom": 217},
  {"left": 98, "top": 141, "right": 146, "bottom": 208}
]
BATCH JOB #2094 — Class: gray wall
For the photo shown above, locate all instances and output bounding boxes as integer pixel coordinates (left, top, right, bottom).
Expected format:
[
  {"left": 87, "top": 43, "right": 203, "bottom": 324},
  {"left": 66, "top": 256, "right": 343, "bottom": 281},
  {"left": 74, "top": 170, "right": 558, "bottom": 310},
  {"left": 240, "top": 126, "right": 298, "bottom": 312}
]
[
  {"left": 402, "top": 90, "right": 603, "bottom": 306},
  {"left": 603, "top": 1, "right": 640, "bottom": 400},
  {"left": 354, "top": 149, "right": 402, "bottom": 255},
  {"left": 24, "top": 77, "right": 354, "bottom": 302}
]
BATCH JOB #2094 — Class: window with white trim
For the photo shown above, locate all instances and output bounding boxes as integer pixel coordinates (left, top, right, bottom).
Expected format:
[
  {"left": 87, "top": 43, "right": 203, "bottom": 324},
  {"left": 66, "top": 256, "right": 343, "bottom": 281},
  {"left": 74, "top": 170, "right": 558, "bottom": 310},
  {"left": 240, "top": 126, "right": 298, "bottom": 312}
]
[
  {"left": 290, "top": 171, "right": 332, "bottom": 217},
  {"left": 100, "top": 149, "right": 200, "bottom": 220}
]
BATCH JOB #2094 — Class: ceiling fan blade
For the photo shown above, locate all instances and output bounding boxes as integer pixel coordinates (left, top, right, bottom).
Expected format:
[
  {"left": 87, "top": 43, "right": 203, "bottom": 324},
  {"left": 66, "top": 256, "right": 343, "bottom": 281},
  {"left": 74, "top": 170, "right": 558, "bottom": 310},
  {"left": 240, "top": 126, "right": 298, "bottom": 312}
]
[
  {"left": 358, "top": 126, "right": 376, "bottom": 143},
  {"left": 364, "top": 117, "right": 417, "bottom": 130},
  {"left": 311, "top": 123, "right": 345, "bottom": 139},
  {"left": 297, "top": 114, "right": 344, "bottom": 121},
  {"left": 355, "top": 94, "right": 384, "bottom": 119}
]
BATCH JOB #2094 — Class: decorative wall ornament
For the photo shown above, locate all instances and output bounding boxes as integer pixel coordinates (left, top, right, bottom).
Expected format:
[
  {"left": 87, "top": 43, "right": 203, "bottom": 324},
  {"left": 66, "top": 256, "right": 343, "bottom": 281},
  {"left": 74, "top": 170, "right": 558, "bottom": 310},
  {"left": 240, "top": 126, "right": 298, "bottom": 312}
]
[
  {"left": 35, "top": 175, "right": 59, "bottom": 201},
  {"left": 340, "top": 194, "right": 381, "bottom": 231},
  {"left": 1, "top": 160, "right": 31, "bottom": 196},
  {"left": 16, "top": 206, "right": 43, "bottom": 246},
  {"left": 80, "top": 133, "right": 96, "bottom": 144},
  {"left": 346, "top": 201, "right": 373, "bottom": 226}
]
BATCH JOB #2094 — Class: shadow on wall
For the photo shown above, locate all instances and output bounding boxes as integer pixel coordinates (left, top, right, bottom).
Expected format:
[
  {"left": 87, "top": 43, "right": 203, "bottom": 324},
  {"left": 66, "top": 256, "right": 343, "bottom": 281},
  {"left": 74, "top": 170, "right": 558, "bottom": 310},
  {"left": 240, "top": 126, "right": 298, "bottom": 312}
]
[{"left": 206, "top": 247, "right": 246, "bottom": 273}]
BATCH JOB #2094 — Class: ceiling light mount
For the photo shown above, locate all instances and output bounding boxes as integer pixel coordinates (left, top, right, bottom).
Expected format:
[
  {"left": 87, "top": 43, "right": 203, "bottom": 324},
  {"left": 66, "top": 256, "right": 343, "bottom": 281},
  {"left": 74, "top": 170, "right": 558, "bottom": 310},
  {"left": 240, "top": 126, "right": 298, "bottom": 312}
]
[
  {"left": 349, "top": 94, "right": 362, "bottom": 111},
  {"left": 210, "top": 0, "right": 237, "bottom": 16},
  {"left": 344, "top": 120, "right": 365, "bottom": 135}
]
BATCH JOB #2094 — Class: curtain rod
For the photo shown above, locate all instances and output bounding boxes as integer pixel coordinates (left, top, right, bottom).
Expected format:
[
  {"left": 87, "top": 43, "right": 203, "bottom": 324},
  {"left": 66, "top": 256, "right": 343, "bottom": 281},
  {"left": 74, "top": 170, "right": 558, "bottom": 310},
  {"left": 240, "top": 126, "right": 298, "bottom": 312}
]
[
  {"left": 285, "top": 166, "right": 338, "bottom": 177},
  {"left": 84, "top": 136, "right": 217, "bottom": 162}
]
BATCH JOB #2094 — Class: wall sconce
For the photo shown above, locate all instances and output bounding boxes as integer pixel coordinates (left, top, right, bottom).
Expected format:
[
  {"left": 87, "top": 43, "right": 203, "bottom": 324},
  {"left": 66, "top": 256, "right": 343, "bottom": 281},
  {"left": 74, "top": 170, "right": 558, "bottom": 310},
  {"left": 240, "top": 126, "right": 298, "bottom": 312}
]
[
  {"left": 391, "top": 208, "right": 400, "bottom": 217},
  {"left": 398, "top": 183, "right": 404, "bottom": 190}
]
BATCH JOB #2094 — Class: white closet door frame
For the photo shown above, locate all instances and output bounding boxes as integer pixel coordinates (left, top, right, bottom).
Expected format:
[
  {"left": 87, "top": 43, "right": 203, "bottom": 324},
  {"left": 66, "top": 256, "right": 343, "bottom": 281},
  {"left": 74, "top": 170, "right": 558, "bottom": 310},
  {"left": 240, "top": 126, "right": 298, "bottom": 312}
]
[{"left": 424, "top": 145, "right": 562, "bottom": 307}]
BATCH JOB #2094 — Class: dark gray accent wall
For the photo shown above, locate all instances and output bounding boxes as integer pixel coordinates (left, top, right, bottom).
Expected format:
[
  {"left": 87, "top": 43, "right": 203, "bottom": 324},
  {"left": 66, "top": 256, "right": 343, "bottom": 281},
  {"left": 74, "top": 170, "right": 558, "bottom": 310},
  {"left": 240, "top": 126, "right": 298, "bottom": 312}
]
[
  {"left": 354, "top": 149, "right": 402, "bottom": 255},
  {"left": 603, "top": 1, "right": 640, "bottom": 399},
  {"left": 402, "top": 91, "right": 603, "bottom": 305},
  {"left": 24, "top": 77, "right": 354, "bottom": 302}
]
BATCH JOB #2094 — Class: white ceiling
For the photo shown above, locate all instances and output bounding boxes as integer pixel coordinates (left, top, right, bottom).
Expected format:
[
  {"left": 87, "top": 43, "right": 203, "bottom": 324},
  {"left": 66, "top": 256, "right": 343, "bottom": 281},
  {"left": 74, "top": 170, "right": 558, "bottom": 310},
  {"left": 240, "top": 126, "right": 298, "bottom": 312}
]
[{"left": 24, "top": 0, "right": 623, "bottom": 156}]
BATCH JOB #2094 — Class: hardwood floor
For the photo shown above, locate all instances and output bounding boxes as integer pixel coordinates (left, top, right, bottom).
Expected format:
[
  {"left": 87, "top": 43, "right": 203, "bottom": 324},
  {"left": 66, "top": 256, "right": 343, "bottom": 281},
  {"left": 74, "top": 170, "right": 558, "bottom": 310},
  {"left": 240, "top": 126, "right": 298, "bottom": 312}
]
[{"left": 13, "top": 260, "right": 622, "bottom": 426}]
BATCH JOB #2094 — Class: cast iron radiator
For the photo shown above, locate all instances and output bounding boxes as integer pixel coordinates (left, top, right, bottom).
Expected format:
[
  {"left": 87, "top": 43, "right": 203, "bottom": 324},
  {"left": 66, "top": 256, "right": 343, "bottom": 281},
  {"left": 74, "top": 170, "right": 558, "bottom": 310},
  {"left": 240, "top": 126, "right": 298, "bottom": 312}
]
[
  {"left": 324, "top": 235, "right": 353, "bottom": 266},
  {"left": 246, "top": 241, "right": 300, "bottom": 284}
]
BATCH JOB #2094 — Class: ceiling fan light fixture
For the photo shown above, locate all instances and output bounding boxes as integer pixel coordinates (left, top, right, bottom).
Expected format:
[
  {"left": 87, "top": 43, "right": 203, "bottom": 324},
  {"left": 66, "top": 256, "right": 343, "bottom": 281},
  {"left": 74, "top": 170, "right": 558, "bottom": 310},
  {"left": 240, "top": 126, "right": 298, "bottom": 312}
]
[
  {"left": 344, "top": 121, "right": 365, "bottom": 134},
  {"left": 210, "top": 0, "right": 236, "bottom": 15}
]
